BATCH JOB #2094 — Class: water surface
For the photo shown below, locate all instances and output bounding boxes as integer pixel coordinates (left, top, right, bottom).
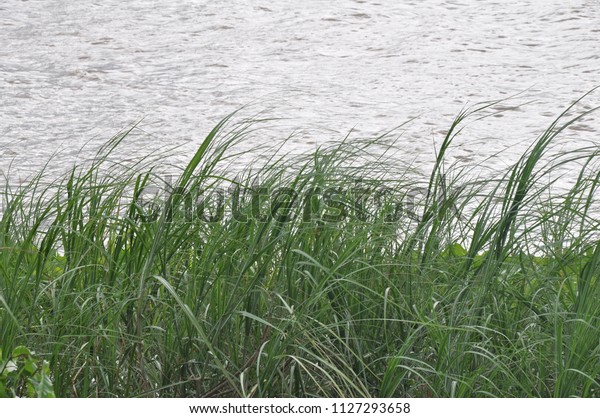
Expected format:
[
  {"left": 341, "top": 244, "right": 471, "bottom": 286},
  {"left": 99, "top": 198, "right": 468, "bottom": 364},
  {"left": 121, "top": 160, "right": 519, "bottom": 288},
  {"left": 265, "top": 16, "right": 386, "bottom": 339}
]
[{"left": 1, "top": 0, "right": 599, "bottom": 181}]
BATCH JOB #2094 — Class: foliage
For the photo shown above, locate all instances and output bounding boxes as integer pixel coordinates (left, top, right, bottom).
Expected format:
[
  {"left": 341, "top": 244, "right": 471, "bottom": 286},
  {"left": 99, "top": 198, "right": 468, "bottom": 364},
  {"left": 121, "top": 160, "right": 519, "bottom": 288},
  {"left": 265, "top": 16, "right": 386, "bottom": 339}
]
[
  {"left": 1, "top": 93, "right": 599, "bottom": 397},
  {"left": 0, "top": 346, "right": 55, "bottom": 398}
]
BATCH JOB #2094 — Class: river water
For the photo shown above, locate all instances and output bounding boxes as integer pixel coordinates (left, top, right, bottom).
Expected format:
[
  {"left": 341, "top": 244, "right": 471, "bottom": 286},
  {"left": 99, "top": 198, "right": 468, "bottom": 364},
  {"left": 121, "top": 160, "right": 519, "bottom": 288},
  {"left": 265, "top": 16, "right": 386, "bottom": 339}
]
[{"left": 1, "top": 0, "right": 599, "bottom": 182}]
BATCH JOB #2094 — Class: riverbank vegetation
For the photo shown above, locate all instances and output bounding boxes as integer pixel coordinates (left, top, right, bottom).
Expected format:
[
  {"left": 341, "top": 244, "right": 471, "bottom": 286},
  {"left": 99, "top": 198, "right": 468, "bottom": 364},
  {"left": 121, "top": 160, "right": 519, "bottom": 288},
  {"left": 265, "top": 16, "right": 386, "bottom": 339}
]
[{"left": 1, "top": 95, "right": 600, "bottom": 397}]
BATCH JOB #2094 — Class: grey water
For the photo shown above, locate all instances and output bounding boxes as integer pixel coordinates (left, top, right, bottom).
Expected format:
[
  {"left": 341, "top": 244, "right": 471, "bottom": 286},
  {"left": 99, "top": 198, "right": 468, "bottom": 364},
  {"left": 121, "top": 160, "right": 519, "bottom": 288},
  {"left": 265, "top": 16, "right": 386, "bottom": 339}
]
[{"left": 1, "top": 0, "right": 599, "bottom": 183}]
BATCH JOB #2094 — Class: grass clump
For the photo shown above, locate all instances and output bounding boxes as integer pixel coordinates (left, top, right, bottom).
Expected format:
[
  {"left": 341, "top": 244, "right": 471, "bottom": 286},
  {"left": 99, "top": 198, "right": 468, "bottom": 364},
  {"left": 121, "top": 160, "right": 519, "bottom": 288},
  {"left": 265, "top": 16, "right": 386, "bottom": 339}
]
[{"left": 1, "top": 94, "right": 600, "bottom": 397}]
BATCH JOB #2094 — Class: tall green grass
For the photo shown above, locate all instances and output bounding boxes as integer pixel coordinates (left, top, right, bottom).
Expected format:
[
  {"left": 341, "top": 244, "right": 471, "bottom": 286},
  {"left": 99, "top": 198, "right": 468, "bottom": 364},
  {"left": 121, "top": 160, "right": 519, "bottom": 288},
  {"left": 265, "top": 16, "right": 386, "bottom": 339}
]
[{"left": 1, "top": 95, "right": 600, "bottom": 397}]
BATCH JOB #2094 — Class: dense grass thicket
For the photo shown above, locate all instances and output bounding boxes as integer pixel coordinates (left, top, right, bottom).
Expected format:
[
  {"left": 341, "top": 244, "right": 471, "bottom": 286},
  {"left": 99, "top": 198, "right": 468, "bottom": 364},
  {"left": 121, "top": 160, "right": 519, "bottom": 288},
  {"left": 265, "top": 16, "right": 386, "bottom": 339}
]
[{"left": 1, "top": 96, "right": 600, "bottom": 397}]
